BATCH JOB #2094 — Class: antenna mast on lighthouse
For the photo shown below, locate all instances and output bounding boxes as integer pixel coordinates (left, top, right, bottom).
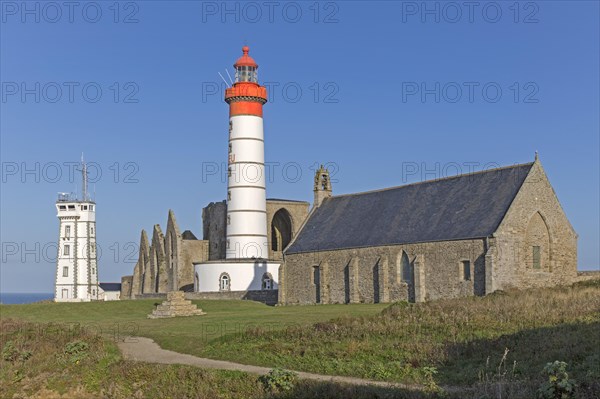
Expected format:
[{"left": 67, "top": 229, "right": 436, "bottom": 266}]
[{"left": 81, "top": 154, "right": 89, "bottom": 201}]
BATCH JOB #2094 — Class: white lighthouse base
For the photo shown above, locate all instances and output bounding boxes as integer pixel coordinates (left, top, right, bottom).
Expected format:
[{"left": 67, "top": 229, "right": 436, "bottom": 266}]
[{"left": 193, "top": 259, "right": 280, "bottom": 293}]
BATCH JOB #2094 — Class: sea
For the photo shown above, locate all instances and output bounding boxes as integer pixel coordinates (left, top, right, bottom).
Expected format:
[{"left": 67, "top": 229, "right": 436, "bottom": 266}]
[{"left": 0, "top": 293, "right": 54, "bottom": 305}]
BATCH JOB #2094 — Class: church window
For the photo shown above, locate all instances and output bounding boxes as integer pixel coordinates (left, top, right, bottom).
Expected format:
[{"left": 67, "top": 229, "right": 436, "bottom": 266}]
[
  {"left": 89, "top": 205, "right": 94, "bottom": 211},
  {"left": 64, "top": 245, "right": 70, "bottom": 256},
  {"left": 65, "top": 225, "right": 71, "bottom": 239},
  {"left": 262, "top": 273, "right": 273, "bottom": 290},
  {"left": 312, "top": 266, "right": 320, "bottom": 285},
  {"left": 219, "top": 273, "right": 230, "bottom": 291},
  {"left": 532, "top": 246, "right": 541, "bottom": 269},
  {"left": 399, "top": 251, "right": 411, "bottom": 283},
  {"left": 313, "top": 266, "right": 321, "bottom": 303},
  {"left": 63, "top": 266, "right": 68, "bottom": 277},
  {"left": 461, "top": 260, "right": 471, "bottom": 281}
]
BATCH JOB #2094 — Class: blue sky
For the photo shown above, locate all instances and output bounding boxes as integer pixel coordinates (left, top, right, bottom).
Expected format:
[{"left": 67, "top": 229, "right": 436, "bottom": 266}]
[{"left": 1, "top": 1, "right": 598, "bottom": 293}]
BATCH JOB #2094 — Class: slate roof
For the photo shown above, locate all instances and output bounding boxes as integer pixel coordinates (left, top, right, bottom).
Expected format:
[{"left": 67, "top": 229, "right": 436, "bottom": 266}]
[
  {"left": 285, "top": 163, "right": 533, "bottom": 254},
  {"left": 99, "top": 283, "right": 121, "bottom": 292},
  {"left": 182, "top": 230, "right": 198, "bottom": 240}
]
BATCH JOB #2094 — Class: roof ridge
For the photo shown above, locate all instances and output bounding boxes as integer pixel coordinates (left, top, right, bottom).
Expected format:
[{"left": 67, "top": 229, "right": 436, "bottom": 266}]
[{"left": 331, "top": 161, "right": 534, "bottom": 199}]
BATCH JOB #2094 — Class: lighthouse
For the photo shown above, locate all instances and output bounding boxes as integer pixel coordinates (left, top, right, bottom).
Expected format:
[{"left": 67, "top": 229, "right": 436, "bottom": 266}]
[
  {"left": 225, "top": 46, "right": 269, "bottom": 259},
  {"left": 194, "top": 46, "right": 280, "bottom": 294}
]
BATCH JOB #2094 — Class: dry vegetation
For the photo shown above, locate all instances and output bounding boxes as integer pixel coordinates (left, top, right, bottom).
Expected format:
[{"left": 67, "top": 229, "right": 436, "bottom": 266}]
[
  {"left": 1, "top": 280, "right": 599, "bottom": 398},
  {"left": 201, "top": 280, "right": 600, "bottom": 396}
]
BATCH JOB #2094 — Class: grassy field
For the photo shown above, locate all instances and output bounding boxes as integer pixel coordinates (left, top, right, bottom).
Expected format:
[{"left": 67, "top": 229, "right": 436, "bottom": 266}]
[
  {"left": 0, "top": 318, "right": 432, "bottom": 399},
  {"left": 2, "top": 280, "right": 599, "bottom": 398},
  {"left": 0, "top": 299, "right": 386, "bottom": 350}
]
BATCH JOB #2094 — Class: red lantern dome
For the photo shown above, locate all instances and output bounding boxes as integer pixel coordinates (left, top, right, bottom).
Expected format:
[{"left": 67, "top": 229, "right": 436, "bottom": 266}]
[{"left": 234, "top": 46, "right": 258, "bottom": 68}]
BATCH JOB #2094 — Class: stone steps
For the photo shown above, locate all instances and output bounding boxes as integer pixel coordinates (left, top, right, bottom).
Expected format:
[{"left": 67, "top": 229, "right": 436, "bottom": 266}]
[{"left": 148, "top": 291, "right": 205, "bottom": 319}]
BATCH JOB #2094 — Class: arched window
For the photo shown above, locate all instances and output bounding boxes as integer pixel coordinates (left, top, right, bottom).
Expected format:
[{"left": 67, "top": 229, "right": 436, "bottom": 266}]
[
  {"left": 219, "top": 273, "right": 230, "bottom": 291},
  {"left": 262, "top": 273, "right": 273, "bottom": 290},
  {"left": 271, "top": 208, "right": 293, "bottom": 251},
  {"left": 398, "top": 251, "right": 412, "bottom": 283},
  {"left": 525, "top": 212, "right": 551, "bottom": 270}
]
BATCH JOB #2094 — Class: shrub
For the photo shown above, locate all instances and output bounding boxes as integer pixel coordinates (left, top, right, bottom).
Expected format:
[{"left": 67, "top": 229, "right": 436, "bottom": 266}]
[
  {"left": 370, "top": 364, "right": 393, "bottom": 380},
  {"left": 2, "top": 341, "right": 19, "bottom": 362},
  {"left": 64, "top": 340, "right": 90, "bottom": 364},
  {"left": 259, "top": 367, "right": 297, "bottom": 392},
  {"left": 537, "top": 361, "right": 576, "bottom": 399}
]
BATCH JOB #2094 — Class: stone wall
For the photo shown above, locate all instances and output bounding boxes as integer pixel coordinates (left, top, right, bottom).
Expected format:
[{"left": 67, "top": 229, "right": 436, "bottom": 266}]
[
  {"left": 203, "top": 201, "right": 227, "bottom": 260},
  {"left": 165, "top": 210, "right": 181, "bottom": 291},
  {"left": 203, "top": 199, "right": 310, "bottom": 261},
  {"left": 129, "top": 211, "right": 207, "bottom": 298},
  {"left": 266, "top": 200, "right": 310, "bottom": 260},
  {"left": 135, "top": 293, "right": 167, "bottom": 300},
  {"left": 130, "top": 230, "right": 150, "bottom": 298},
  {"left": 281, "top": 239, "right": 487, "bottom": 305},
  {"left": 120, "top": 275, "right": 133, "bottom": 299},
  {"left": 493, "top": 159, "right": 578, "bottom": 291},
  {"left": 575, "top": 271, "right": 600, "bottom": 283},
  {"left": 179, "top": 239, "right": 209, "bottom": 290},
  {"left": 186, "top": 290, "right": 278, "bottom": 305},
  {"left": 149, "top": 224, "right": 168, "bottom": 293}
]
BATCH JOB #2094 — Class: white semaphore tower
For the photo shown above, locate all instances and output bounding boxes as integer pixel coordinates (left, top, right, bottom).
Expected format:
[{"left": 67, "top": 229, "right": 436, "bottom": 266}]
[
  {"left": 54, "top": 157, "right": 99, "bottom": 302},
  {"left": 194, "top": 46, "right": 280, "bottom": 294}
]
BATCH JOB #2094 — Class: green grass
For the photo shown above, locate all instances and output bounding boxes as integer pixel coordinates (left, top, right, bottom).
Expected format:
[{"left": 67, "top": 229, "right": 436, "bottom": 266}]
[
  {"left": 0, "top": 299, "right": 386, "bottom": 348},
  {"left": 1, "top": 318, "right": 431, "bottom": 399},
  {"left": 2, "top": 281, "right": 599, "bottom": 398}
]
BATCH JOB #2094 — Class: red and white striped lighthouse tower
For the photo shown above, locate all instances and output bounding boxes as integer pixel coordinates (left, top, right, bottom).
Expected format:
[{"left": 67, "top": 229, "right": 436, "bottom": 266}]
[
  {"left": 224, "top": 46, "right": 269, "bottom": 259},
  {"left": 194, "top": 45, "right": 280, "bottom": 293}
]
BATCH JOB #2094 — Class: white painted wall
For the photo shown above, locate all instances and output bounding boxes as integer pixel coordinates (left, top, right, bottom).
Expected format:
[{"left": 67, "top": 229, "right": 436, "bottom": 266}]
[
  {"left": 54, "top": 201, "right": 99, "bottom": 302},
  {"left": 194, "top": 261, "right": 280, "bottom": 292},
  {"left": 226, "top": 114, "right": 269, "bottom": 259},
  {"left": 99, "top": 289, "right": 120, "bottom": 301}
]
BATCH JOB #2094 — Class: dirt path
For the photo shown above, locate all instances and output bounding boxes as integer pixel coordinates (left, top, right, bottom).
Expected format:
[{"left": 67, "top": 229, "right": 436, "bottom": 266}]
[{"left": 117, "top": 336, "right": 421, "bottom": 390}]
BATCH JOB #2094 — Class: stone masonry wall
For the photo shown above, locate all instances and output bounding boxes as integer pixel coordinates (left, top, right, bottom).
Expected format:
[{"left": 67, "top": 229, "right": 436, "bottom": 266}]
[
  {"left": 203, "top": 201, "right": 227, "bottom": 260},
  {"left": 179, "top": 239, "right": 209, "bottom": 290},
  {"left": 266, "top": 200, "right": 310, "bottom": 260},
  {"left": 281, "top": 239, "right": 487, "bottom": 305},
  {"left": 186, "top": 290, "right": 278, "bottom": 305},
  {"left": 493, "top": 160, "right": 578, "bottom": 290},
  {"left": 203, "top": 199, "right": 310, "bottom": 261},
  {"left": 120, "top": 275, "right": 133, "bottom": 299}
]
